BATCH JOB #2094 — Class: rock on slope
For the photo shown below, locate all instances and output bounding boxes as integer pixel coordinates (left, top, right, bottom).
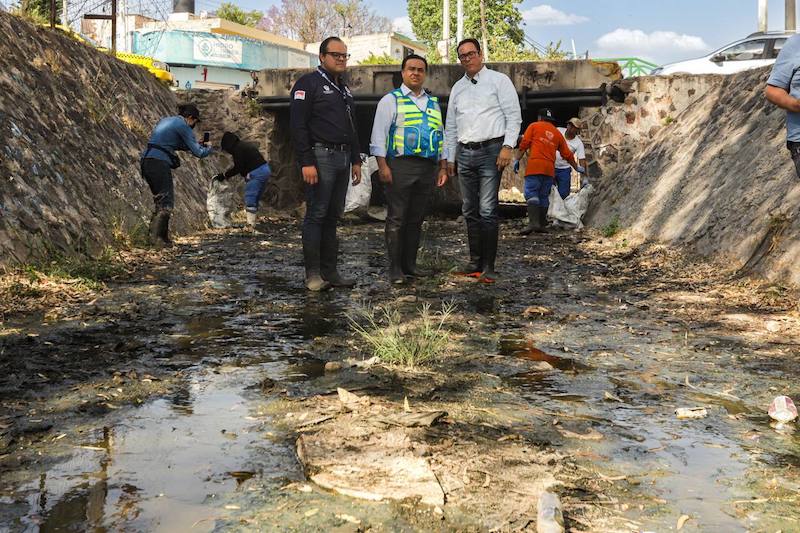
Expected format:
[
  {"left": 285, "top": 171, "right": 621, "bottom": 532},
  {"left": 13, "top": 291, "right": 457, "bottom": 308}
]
[
  {"left": 0, "top": 12, "right": 224, "bottom": 264},
  {"left": 587, "top": 67, "right": 800, "bottom": 284}
]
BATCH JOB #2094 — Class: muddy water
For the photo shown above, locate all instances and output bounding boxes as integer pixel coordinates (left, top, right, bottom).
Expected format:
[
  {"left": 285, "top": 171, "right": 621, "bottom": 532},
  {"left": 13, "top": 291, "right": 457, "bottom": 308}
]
[{"left": 2, "top": 222, "right": 800, "bottom": 531}]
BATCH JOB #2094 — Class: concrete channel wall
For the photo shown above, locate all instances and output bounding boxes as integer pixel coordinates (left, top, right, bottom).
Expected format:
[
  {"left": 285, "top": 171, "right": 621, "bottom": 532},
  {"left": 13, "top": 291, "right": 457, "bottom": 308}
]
[{"left": 587, "top": 68, "right": 800, "bottom": 285}]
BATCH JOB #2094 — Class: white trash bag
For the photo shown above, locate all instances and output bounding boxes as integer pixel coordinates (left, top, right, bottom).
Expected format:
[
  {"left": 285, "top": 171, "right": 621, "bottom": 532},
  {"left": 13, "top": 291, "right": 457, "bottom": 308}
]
[
  {"left": 344, "top": 155, "right": 378, "bottom": 213},
  {"left": 206, "top": 178, "right": 238, "bottom": 228},
  {"left": 547, "top": 183, "right": 594, "bottom": 229}
]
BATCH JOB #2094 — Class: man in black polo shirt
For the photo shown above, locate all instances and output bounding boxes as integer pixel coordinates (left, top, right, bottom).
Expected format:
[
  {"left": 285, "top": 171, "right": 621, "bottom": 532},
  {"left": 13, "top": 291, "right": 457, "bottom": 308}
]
[{"left": 290, "top": 36, "right": 362, "bottom": 291}]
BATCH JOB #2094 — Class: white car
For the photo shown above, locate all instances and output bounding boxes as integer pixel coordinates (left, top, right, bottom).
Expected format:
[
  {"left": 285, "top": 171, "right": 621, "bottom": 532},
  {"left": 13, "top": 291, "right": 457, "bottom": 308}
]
[{"left": 652, "top": 31, "right": 795, "bottom": 75}]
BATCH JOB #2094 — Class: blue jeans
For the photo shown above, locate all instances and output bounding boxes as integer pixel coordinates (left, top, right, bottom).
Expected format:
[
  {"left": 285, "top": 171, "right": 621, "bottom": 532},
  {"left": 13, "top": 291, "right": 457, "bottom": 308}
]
[
  {"left": 302, "top": 146, "right": 351, "bottom": 276},
  {"left": 457, "top": 142, "right": 503, "bottom": 228},
  {"left": 524, "top": 174, "right": 554, "bottom": 208},
  {"left": 554, "top": 167, "right": 572, "bottom": 199},
  {"left": 244, "top": 163, "right": 271, "bottom": 213},
  {"left": 456, "top": 141, "right": 502, "bottom": 271}
]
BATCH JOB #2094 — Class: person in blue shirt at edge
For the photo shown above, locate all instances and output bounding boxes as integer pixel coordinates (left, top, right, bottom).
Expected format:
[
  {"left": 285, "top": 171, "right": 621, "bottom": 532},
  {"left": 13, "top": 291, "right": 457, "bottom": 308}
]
[
  {"left": 370, "top": 54, "right": 449, "bottom": 284},
  {"left": 140, "top": 103, "right": 213, "bottom": 248},
  {"left": 766, "top": 33, "right": 800, "bottom": 179},
  {"left": 212, "top": 132, "right": 272, "bottom": 233},
  {"left": 290, "top": 36, "right": 362, "bottom": 292}
]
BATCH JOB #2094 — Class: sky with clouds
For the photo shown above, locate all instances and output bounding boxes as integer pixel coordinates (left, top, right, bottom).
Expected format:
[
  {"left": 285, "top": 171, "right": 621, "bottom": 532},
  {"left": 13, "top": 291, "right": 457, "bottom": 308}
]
[{"left": 231, "top": 0, "right": 796, "bottom": 66}]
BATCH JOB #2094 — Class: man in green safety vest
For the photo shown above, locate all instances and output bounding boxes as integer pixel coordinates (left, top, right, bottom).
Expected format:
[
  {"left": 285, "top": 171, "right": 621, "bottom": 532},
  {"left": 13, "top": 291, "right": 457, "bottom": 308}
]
[{"left": 370, "top": 54, "right": 449, "bottom": 284}]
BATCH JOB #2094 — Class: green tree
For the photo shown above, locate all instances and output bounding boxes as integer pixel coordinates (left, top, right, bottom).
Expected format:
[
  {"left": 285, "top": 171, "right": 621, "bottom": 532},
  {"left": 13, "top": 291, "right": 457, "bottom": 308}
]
[
  {"left": 358, "top": 52, "right": 400, "bottom": 65},
  {"left": 408, "top": 0, "right": 524, "bottom": 62},
  {"left": 14, "top": 0, "right": 63, "bottom": 23},
  {"left": 216, "top": 2, "right": 263, "bottom": 27}
]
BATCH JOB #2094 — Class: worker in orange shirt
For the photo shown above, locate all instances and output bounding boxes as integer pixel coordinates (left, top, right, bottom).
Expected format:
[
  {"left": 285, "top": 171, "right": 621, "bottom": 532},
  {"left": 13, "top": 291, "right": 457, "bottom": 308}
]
[{"left": 516, "top": 108, "right": 585, "bottom": 235}]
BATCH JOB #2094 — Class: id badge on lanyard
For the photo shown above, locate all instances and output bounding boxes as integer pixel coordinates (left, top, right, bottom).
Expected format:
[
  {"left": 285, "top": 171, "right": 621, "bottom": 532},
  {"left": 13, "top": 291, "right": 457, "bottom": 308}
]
[{"left": 317, "top": 68, "right": 356, "bottom": 133}]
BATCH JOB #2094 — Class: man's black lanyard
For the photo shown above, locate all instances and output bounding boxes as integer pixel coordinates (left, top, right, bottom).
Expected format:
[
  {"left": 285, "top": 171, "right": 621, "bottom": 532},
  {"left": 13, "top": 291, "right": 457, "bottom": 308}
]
[{"left": 317, "top": 67, "right": 357, "bottom": 134}]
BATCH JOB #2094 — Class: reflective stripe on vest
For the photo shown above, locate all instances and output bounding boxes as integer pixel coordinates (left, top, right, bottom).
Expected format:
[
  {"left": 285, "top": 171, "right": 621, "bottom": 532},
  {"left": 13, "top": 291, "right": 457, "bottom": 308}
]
[{"left": 387, "top": 88, "right": 443, "bottom": 160}]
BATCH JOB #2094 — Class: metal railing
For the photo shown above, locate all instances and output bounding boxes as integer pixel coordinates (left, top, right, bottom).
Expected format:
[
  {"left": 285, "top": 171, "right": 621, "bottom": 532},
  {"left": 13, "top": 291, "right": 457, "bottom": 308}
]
[{"left": 595, "top": 57, "right": 660, "bottom": 77}]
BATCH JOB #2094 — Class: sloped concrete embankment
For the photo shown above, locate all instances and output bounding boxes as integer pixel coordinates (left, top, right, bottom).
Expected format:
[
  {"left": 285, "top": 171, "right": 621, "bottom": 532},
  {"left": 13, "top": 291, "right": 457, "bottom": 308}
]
[
  {"left": 0, "top": 13, "right": 246, "bottom": 265},
  {"left": 586, "top": 68, "right": 800, "bottom": 285}
]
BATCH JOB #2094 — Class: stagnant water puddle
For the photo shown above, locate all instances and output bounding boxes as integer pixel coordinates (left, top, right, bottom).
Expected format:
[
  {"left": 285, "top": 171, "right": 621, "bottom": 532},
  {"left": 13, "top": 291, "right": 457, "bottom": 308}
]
[{"left": 499, "top": 320, "right": 800, "bottom": 531}]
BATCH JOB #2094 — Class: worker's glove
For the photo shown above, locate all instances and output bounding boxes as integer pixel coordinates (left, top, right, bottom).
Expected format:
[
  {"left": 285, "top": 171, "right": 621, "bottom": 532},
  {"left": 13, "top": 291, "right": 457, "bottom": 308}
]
[
  {"left": 211, "top": 173, "right": 226, "bottom": 182},
  {"left": 513, "top": 159, "right": 520, "bottom": 173},
  {"left": 576, "top": 166, "right": 586, "bottom": 175}
]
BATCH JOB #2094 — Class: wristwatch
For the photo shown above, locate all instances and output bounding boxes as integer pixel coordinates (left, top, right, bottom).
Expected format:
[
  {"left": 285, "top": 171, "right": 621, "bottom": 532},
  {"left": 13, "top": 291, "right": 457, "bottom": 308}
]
[{"left": 502, "top": 144, "right": 513, "bottom": 149}]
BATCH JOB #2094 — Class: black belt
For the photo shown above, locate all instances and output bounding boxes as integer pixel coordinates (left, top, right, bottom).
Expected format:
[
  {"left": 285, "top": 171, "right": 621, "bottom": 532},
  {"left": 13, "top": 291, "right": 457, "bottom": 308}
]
[
  {"left": 458, "top": 136, "right": 504, "bottom": 150},
  {"left": 314, "top": 142, "right": 351, "bottom": 151}
]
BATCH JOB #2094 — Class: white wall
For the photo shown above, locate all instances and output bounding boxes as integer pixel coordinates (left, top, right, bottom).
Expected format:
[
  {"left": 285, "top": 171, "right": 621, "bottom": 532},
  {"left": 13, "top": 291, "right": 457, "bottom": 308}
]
[{"left": 305, "top": 33, "right": 427, "bottom": 65}]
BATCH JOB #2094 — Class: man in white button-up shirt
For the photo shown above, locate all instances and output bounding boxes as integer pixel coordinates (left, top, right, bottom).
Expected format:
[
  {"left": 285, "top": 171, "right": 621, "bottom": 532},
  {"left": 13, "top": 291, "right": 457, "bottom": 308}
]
[{"left": 445, "top": 38, "right": 522, "bottom": 282}]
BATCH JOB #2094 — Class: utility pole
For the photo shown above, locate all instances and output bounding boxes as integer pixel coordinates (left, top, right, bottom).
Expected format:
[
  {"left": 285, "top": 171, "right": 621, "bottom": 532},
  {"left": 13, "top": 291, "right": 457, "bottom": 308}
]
[
  {"left": 111, "top": 0, "right": 117, "bottom": 53},
  {"left": 85, "top": 0, "right": 118, "bottom": 54},
  {"left": 479, "top": 0, "right": 489, "bottom": 61},
  {"left": 62, "top": 0, "right": 67, "bottom": 27},
  {"left": 759, "top": 0, "right": 768, "bottom": 32},
  {"left": 456, "top": 0, "right": 463, "bottom": 45},
  {"left": 442, "top": 0, "right": 450, "bottom": 63},
  {"left": 49, "top": 0, "right": 56, "bottom": 27},
  {"left": 787, "top": 0, "right": 797, "bottom": 31}
]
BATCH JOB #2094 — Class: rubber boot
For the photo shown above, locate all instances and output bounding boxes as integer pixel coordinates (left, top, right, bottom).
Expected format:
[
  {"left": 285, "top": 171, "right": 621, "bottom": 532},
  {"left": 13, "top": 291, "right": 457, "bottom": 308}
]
[
  {"left": 245, "top": 211, "right": 260, "bottom": 233},
  {"left": 458, "top": 222, "right": 483, "bottom": 276},
  {"left": 303, "top": 238, "right": 331, "bottom": 292},
  {"left": 386, "top": 228, "right": 406, "bottom": 284},
  {"left": 535, "top": 206, "right": 550, "bottom": 233},
  {"left": 519, "top": 202, "right": 540, "bottom": 236},
  {"left": 320, "top": 233, "right": 355, "bottom": 288},
  {"left": 480, "top": 224, "right": 499, "bottom": 282},
  {"left": 152, "top": 210, "right": 172, "bottom": 249},
  {"left": 148, "top": 212, "right": 159, "bottom": 245},
  {"left": 402, "top": 223, "right": 430, "bottom": 278}
]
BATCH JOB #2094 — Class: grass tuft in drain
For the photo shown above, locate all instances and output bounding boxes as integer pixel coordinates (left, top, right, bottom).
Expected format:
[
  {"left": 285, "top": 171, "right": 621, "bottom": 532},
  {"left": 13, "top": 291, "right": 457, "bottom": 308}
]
[{"left": 348, "top": 302, "right": 454, "bottom": 368}]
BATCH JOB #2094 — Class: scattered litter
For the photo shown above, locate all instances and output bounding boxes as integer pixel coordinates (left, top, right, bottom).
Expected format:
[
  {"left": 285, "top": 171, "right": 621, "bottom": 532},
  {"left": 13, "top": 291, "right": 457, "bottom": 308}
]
[
  {"left": 337, "top": 388, "right": 370, "bottom": 408},
  {"left": 537, "top": 491, "right": 565, "bottom": 533},
  {"left": 523, "top": 305, "right": 552, "bottom": 318},
  {"left": 336, "top": 513, "right": 361, "bottom": 524},
  {"left": 346, "top": 356, "right": 380, "bottom": 369},
  {"left": 297, "top": 415, "right": 335, "bottom": 430},
  {"left": 403, "top": 396, "right": 411, "bottom": 412},
  {"left": 603, "top": 391, "right": 624, "bottom": 403},
  {"left": 377, "top": 411, "right": 447, "bottom": 428},
  {"left": 677, "top": 514, "right": 690, "bottom": 530},
  {"left": 675, "top": 407, "right": 708, "bottom": 419},
  {"left": 224, "top": 504, "right": 241, "bottom": 510},
  {"left": 304, "top": 508, "right": 319, "bottom": 518},
  {"left": 324, "top": 361, "right": 343, "bottom": 372},
  {"left": 768, "top": 396, "right": 797, "bottom": 424},
  {"left": 557, "top": 428, "right": 604, "bottom": 441}
]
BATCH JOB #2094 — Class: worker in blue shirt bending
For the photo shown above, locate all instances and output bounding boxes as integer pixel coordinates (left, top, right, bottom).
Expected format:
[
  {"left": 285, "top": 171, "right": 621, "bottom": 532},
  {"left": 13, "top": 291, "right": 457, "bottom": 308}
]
[
  {"left": 370, "top": 54, "right": 448, "bottom": 284},
  {"left": 140, "top": 103, "right": 213, "bottom": 247}
]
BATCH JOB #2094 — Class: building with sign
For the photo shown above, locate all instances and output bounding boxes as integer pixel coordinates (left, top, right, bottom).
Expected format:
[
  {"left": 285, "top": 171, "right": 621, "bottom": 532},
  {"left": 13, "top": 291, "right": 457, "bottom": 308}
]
[
  {"left": 132, "top": 14, "right": 316, "bottom": 90},
  {"left": 305, "top": 32, "right": 427, "bottom": 65}
]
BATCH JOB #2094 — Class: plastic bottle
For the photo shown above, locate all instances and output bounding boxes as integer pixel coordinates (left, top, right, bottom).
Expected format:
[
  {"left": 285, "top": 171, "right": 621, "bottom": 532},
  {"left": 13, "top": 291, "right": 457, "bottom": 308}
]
[{"left": 537, "top": 491, "right": 565, "bottom": 533}]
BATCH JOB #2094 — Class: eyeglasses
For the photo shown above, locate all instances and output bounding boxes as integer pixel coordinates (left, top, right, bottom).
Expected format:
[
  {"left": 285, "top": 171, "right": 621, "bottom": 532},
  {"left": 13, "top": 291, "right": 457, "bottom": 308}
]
[
  {"left": 458, "top": 50, "right": 479, "bottom": 62},
  {"left": 325, "top": 52, "right": 351, "bottom": 61}
]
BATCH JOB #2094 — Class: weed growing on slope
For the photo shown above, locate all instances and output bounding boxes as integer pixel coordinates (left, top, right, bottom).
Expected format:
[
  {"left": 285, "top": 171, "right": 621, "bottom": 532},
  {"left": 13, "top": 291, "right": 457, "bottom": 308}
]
[{"left": 603, "top": 215, "right": 621, "bottom": 238}]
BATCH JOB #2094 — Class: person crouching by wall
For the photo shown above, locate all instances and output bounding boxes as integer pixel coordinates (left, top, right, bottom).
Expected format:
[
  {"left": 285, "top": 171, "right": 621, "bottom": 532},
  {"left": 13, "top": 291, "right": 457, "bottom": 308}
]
[
  {"left": 212, "top": 132, "right": 272, "bottom": 232},
  {"left": 141, "top": 103, "right": 213, "bottom": 247}
]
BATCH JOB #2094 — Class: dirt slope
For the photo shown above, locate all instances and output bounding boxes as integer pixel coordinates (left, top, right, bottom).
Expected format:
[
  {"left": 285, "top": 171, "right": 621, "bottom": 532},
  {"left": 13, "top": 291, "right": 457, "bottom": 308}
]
[
  {"left": 587, "top": 67, "right": 800, "bottom": 284},
  {"left": 0, "top": 13, "right": 225, "bottom": 265}
]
